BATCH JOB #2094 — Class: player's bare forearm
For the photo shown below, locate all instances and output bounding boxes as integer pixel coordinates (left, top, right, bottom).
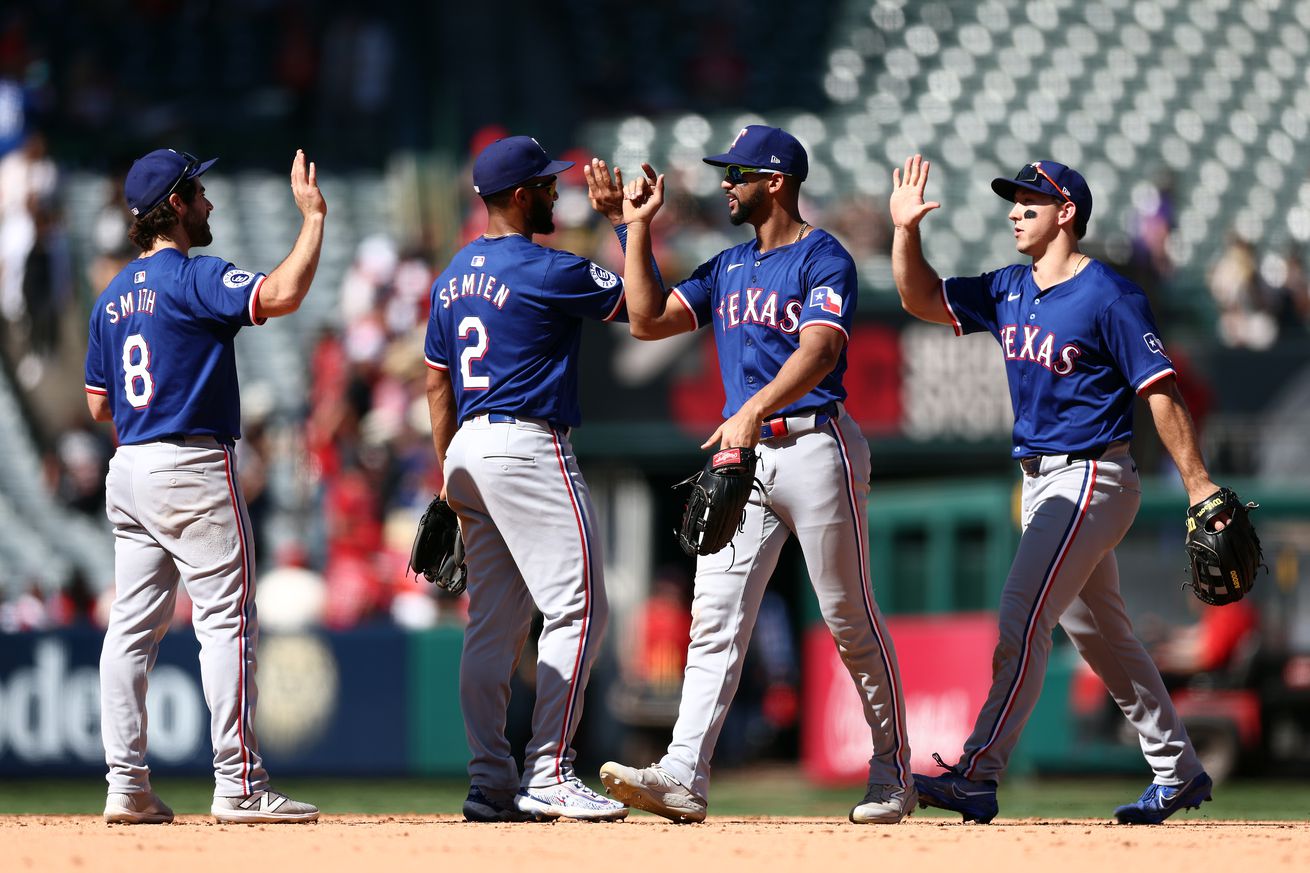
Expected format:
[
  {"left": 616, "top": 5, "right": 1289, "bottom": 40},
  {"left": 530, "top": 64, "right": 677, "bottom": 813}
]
[
  {"left": 426, "top": 367, "right": 457, "bottom": 470},
  {"left": 891, "top": 225, "right": 950, "bottom": 324},
  {"left": 889, "top": 154, "right": 951, "bottom": 325},
  {"left": 86, "top": 392, "right": 111, "bottom": 422},
  {"left": 623, "top": 221, "right": 691, "bottom": 339},
  {"left": 1143, "top": 377, "right": 1218, "bottom": 505},
  {"left": 704, "top": 327, "right": 842, "bottom": 449},
  {"left": 256, "top": 151, "right": 327, "bottom": 319}
]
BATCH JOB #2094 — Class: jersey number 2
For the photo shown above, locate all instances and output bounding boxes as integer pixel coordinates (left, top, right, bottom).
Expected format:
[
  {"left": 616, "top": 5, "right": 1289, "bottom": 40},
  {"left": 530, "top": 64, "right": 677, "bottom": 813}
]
[
  {"left": 458, "top": 316, "right": 490, "bottom": 390},
  {"left": 122, "top": 334, "right": 154, "bottom": 408}
]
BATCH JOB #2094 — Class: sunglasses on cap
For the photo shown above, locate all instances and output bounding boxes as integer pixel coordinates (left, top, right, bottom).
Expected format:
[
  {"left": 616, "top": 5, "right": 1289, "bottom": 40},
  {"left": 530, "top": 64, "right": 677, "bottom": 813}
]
[
  {"left": 1015, "top": 163, "right": 1073, "bottom": 206},
  {"left": 723, "top": 164, "right": 790, "bottom": 185},
  {"left": 520, "top": 176, "right": 557, "bottom": 196},
  {"left": 155, "top": 150, "right": 201, "bottom": 211}
]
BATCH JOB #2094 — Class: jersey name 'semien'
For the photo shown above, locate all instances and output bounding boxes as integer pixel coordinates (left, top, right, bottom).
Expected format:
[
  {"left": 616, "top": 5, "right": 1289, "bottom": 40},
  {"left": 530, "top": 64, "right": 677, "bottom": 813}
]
[{"left": 424, "top": 235, "right": 627, "bottom": 427}]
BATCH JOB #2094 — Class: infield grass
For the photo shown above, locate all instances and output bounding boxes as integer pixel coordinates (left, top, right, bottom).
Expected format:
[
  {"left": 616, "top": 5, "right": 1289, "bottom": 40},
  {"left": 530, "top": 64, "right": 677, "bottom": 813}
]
[{"left": 3, "top": 770, "right": 1309, "bottom": 820}]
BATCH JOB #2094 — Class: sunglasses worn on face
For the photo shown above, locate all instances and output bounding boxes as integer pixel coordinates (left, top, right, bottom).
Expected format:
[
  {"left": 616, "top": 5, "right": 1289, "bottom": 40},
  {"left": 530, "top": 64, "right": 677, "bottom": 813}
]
[
  {"left": 521, "top": 176, "right": 557, "bottom": 196},
  {"left": 1015, "top": 163, "right": 1073, "bottom": 206},
  {"left": 723, "top": 164, "right": 789, "bottom": 185}
]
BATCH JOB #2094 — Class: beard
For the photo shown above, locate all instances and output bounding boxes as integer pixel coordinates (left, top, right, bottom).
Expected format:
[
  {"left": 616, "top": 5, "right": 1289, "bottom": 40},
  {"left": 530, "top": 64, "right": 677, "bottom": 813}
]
[
  {"left": 184, "top": 207, "right": 213, "bottom": 247},
  {"left": 527, "top": 195, "right": 555, "bottom": 236},
  {"left": 729, "top": 185, "right": 763, "bottom": 226}
]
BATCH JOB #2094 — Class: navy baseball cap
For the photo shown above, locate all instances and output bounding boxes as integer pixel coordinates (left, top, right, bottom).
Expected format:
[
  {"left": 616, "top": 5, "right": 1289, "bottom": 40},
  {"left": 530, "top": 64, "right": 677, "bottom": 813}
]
[
  {"left": 703, "top": 125, "right": 809, "bottom": 181},
  {"left": 125, "top": 148, "right": 217, "bottom": 217},
  {"left": 472, "top": 136, "right": 574, "bottom": 197},
  {"left": 992, "top": 160, "right": 1093, "bottom": 231}
]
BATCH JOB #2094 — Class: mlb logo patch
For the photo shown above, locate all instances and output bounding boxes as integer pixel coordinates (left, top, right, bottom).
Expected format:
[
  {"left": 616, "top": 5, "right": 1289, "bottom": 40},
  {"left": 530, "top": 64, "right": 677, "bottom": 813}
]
[
  {"left": 472, "top": 255, "right": 485, "bottom": 267},
  {"left": 808, "top": 286, "right": 843, "bottom": 316},
  {"left": 134, "top": 271, "right": 146, "bottom": 284}
]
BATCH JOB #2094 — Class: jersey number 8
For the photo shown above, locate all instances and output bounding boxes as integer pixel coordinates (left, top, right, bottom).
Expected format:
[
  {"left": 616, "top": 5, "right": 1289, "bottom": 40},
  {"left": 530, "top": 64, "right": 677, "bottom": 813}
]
[{"left": 122, "top": 334, "right": 154, "bottom": 408}]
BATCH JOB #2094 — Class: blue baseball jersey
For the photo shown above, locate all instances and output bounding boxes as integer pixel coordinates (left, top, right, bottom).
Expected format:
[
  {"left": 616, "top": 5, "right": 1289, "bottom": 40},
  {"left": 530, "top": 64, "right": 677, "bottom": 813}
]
[
  {"left": 671, "top": 228, "right": 856, "bottom": 418},
  {"left": 424, "top": 235, "right": 627, "bottom": 427},
  {"left": 940, "top": 260, "right": 1175, "bottom": 457},
  {"left": 85, "top": 248, "right": 266, "bottom": 445}
]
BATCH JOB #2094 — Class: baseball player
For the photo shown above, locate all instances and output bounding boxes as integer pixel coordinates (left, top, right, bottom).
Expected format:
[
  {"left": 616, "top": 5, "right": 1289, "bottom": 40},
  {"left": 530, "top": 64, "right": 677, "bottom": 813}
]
[
  {"left": 86, "top": 148, "right": 324, "bottom": 824},
  {"left": 424, "top": 136, "right": 628, "bottom": 823},
  {"left": 889, "top": 154, "right": 1216, "bottom": 824},
  {"left": 587, "top": 125, "right": 914, "bottom": 824}
]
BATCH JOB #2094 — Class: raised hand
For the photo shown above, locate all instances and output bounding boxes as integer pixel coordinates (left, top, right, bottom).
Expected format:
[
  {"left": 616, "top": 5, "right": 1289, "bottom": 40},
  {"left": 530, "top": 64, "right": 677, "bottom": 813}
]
[
  {"left": 622, "top": 163, "right": 665, "bottom": 226},
  {"left": 290, "top": 149, "right": 326, "bottom": 219},
  {"left": 584, "top": 158, "right": 626, "bottom": 226},
  {"left": 889, "top": 154, "right": 939, "bottom": 230}
]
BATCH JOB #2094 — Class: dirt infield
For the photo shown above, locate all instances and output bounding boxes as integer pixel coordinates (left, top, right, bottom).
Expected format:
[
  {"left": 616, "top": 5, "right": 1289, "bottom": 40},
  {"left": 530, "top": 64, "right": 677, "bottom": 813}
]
[{"left": 6, "top": 816, "right": 1309, "bottom": 873}]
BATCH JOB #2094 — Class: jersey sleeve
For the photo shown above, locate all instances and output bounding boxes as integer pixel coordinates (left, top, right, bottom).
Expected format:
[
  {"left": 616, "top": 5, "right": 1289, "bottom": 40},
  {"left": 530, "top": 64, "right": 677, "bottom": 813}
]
[
  {"left": 84, "top": 308, "right": 107, "bottom": 395},
  {"left": 423, "top": 287, "right": 449, "bottom": 371},
  {"left": 186, "top": 256, "right": 269, "bottom": 327},
  {"left": 669, "top": 255, "right": 718, "bottom": 331},
  {"left": 1101, "top": 291, "right": 1176, "bottom": 392},
  {"left": 941, "top": 271, "right": 1002, "bottom": 336},
  {"left": 797, "top": 252, "right": 857, "bottom": 339},
  {"left": 541, "top": 252, "right": 629, "bottom": 323}
]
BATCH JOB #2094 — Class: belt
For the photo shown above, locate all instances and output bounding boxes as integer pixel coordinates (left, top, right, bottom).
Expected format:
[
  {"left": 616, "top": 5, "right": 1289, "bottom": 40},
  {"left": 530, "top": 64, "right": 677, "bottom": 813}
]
[
  {"left": 159, "top": 433, "right": 236, "bottom": 447},
  {"left": 480, "top": 413, "right": 567, "bottom": 432},
  {"left": 760, "top": 401, "right": 841, "bottom": 441},
  {"left": 1019, "top": 441, "right": 1126, "bottom": 477}
]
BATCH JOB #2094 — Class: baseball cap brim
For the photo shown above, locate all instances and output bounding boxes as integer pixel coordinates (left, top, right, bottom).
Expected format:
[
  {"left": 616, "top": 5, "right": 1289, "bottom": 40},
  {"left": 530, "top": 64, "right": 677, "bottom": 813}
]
[
  {"left": 702, "top": 152, "right": 744, "bottom": 168},
  {"left": 991, "top": 178, "right": 1057, "bottom": 202},
  {"left": 190, "top": 157, "right": 219, "bottom": 179},
  {"left": 538, "top": 158, "right": 574, "bottom": 178}
]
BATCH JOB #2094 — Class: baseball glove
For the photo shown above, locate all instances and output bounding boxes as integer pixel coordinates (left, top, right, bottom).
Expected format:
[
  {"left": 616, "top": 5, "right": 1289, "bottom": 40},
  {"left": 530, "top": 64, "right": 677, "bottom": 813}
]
[
  {"left": 408, "top": 496, "right": 467, "bottom": 595},
  {"left": 675, "top": 446, "right": 759, "bottom": 557},
  {"left": 1184, "top": 487, "right": 1263, "bottom": 606}
]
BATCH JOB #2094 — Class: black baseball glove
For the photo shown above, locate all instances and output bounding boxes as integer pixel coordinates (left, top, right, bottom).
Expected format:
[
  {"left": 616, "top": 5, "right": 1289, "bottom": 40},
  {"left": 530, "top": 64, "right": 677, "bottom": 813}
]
[
  {"left": 1184, "top": 487, "right": 1263, "bottom": 606},
  {"left": 675, "top": 447, "right": 759, "bottom": 557},
  {"left": 408, "top": 496, "right": 467, "bottom": 595}
]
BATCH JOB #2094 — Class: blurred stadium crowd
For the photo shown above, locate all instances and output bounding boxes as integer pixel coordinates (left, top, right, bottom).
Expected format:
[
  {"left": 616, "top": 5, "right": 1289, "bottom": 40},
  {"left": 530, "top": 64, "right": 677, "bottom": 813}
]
[{"left": 1, "top": 0, "right": 1309, "bottom": 644}]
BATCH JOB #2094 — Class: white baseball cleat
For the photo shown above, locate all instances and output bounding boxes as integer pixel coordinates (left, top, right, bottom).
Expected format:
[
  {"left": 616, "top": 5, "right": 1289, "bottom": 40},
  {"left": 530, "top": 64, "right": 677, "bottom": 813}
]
[
  {"left": 514, "top": 776, "right": 629, "bottom": 822},
  {"left": 104, "top": 791, "right": 174, "bottom": 824},
  {"left": 849, "top": 783, "right": 917, "bottom": 824},
  {"left": 212, "top": 789, "right": 319, "bottom": 823},
  {"left": 598, "top": 762, "right": 707, "bottom": 824}
]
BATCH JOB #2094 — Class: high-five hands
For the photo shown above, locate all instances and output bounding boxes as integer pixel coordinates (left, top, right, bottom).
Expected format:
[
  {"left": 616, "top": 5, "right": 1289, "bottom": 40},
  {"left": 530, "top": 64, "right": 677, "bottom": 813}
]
[{"left": 889, "top": 154, "right": 940, "bottom": 230}]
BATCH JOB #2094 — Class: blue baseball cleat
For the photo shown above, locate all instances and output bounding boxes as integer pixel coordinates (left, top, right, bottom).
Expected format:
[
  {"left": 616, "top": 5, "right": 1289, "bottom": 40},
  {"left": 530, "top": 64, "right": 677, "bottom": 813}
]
[
  {"left": 913, "top": 753, "right": 999, "bottom": 824},
  {"left": 1113, "top": 772, "right": 1213, "bottom": 824}
]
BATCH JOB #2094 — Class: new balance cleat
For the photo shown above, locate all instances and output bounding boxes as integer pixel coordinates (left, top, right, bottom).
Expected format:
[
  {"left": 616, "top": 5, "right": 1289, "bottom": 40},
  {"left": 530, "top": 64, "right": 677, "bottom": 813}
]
[
  {"left": 463, "top": 785, "right": 531, "bottom": 823},
  {"left": 1113, "top": 772, "right": 1213, "bottom": 824},
  {"left": 212, "top": 789, "right": 319, "bottom": 823},
  {"left": 849, "top": 783, "right": 918, "bottom": 824},
  {"left": 515, "top": 776, "right": 628, "bottom": 822},
  {"left": 104, "top": 791, "right": 174, "bottom": 824},
  {"left": 913, "top": 754, "right": 999, "bottom": 824},
  {"left": 598, "top": 762, "right": 707, "bottom": 824}
]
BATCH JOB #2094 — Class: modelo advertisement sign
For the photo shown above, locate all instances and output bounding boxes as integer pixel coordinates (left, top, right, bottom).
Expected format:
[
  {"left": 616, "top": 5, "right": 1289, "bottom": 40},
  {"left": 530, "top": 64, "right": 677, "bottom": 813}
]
[{"left": 0, "top": 628, "right": 411, "bottom": 776}]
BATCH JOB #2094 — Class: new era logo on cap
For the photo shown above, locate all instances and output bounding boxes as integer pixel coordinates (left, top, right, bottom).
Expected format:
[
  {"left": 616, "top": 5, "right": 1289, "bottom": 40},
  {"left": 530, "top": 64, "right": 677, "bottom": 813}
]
[{"left": 703, "top": 125, "right": 809, "bottom": 181}]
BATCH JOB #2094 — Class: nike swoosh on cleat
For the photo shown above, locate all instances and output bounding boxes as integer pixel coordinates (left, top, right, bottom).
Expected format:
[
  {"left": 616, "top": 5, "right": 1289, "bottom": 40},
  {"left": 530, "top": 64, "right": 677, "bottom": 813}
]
[{"left": 950, "top": 785, "right": 993, "bottom": 799}]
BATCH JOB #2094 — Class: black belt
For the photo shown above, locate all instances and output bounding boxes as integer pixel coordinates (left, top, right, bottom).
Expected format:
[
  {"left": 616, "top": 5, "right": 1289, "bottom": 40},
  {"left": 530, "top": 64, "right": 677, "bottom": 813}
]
[{"left": 1019, "top": 445, "right": 1105, "bottom": 477}]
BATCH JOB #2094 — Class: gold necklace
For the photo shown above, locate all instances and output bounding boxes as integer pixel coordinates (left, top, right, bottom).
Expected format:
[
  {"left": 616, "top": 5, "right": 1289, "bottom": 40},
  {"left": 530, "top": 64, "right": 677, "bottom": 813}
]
[
  {"left": 1073, "top": 254, "right": 1089, "bottom": 276},
  {"left": 795, "top": 221, "right": 810, "bottom": 244}
]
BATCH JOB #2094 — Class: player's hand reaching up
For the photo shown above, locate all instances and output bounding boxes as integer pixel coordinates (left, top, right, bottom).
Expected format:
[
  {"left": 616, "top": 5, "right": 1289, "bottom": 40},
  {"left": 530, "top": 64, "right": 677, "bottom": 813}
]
[
  {"left": 889, "top": 154, "right": 939, "bottom": 230},
  {"left": 584, "top": 158, "right": 628, "bottom": 227},
  {"left": 290, "top": 149, "right": 326, "bottom": 219},
  {"left": 622, "top": 164, "right": 665, "bottom": 226}
]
